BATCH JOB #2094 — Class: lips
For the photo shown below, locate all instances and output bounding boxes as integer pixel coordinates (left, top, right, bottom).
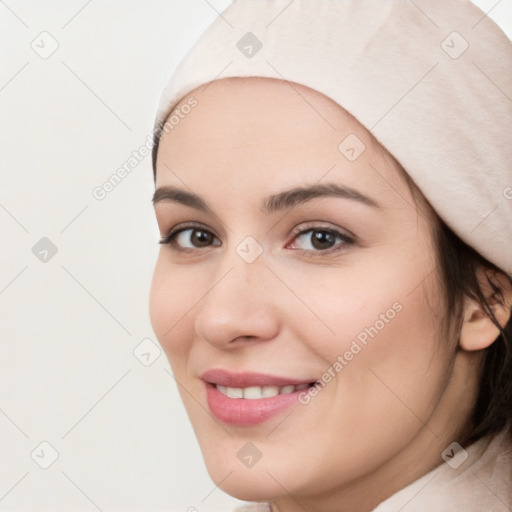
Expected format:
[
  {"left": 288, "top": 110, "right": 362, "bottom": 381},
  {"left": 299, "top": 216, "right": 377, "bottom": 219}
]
[
  {"left": 200, "top": 369, "right": 318, "bottom": 426},
  {"left": 201, "top": 368, "right": 315, "bottom": 387}
]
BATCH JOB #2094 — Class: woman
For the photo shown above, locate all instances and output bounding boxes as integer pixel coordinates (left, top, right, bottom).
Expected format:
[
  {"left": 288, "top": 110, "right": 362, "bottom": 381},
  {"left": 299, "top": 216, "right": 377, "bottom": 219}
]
[{"left": 149, "top": 1, "right": 512, "bottom": 510}]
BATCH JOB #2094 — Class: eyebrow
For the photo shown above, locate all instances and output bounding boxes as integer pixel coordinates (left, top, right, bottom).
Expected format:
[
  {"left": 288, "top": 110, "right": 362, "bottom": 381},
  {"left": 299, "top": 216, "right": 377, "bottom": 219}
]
[{"left": 152, "top": 182, "right": 381, "bottom": 213}]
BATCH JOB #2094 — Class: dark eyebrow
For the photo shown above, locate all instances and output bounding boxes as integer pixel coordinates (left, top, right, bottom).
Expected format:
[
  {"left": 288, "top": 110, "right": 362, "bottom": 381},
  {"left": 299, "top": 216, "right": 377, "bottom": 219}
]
[
  {"left": 262, "top": 182, "right": 381, "bottom": 212},
  {"left": 152, "top": 186, "right": 211, "bottom": 212},
  {"left": 152, "top": 183, "right": 381, "bottom": 212}
]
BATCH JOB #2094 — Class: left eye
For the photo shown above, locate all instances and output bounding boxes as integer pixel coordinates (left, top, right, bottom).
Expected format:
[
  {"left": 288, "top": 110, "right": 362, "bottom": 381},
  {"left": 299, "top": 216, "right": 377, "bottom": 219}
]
[{"left": 290, "top": 228, "right": 354, "bottom": 252}]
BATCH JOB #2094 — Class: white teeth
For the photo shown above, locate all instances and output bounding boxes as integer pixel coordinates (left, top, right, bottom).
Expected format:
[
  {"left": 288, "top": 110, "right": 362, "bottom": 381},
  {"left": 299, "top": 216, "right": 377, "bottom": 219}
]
[
  {"left": 226, "top": 387, "right": 243, "bottom": 398},
  {"left": 243, "top": 386, "right": 264, "bottom": 399},
  {"left": 216, "top": 383, "right": 307, "bottom": 399},
  {"left": 261, "top": 385, "right": 280, "bottom": 398}
]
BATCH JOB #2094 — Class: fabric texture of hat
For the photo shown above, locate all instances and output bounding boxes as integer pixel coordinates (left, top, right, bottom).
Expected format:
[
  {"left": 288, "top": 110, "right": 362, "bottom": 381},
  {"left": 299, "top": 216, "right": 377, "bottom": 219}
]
[{"left": 153, "top": 0, "right": 512, "bottom": 276}]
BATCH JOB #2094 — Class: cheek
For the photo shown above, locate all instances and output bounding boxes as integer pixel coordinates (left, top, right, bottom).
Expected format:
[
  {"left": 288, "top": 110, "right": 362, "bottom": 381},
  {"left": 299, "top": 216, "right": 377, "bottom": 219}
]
[
  {"left": 295, "top": 232, "right": 442, "bottom": 368},
  {"left": 277, "top": 237, "right": 448, "bottom": 415},
  {"left": 149, "top": 254, "right": 198, "bottom": 360},
  {"left": 261, "top": 265, "right": 448, "bottom": 486},
  {"left": 333, "top": 287, "right": 447, "bottom": 478}
]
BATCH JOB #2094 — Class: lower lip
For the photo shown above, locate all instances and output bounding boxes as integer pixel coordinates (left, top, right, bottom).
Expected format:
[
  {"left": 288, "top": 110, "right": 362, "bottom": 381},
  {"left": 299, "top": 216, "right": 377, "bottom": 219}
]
[{"left": 205, "top": 383, "right": 306, "bottom": 426}]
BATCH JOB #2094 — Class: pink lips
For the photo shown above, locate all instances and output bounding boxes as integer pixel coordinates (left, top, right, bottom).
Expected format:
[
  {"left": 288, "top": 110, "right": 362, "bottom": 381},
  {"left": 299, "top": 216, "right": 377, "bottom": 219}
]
[
  {"left": 201, "top": 369, "right": 314, "bottom": 388},
  {"left": 201, "top": 369, "right": 315, "bottom": 426}
]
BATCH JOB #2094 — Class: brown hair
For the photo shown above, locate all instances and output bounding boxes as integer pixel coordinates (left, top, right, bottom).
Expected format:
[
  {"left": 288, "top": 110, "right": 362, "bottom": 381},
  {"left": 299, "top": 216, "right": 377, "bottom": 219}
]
[
  {"left": 435, "top": 218, "right": 512, "bottom": 445},
  {"left": 401, "top": 169, "right": 512, "bottom": 446}
]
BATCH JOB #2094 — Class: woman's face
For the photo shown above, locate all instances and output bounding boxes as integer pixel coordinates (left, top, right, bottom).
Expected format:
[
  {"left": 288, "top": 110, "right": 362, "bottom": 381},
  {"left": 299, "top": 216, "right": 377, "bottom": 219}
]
[{"left": 150, "top": 77, "right": 468, "bottom": 509}]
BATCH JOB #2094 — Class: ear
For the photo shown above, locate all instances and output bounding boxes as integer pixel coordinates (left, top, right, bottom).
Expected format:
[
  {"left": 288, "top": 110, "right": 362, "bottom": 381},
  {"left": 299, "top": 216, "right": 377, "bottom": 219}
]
[{"left": 459, "top": 267, "right": 512, "bottom": 351}]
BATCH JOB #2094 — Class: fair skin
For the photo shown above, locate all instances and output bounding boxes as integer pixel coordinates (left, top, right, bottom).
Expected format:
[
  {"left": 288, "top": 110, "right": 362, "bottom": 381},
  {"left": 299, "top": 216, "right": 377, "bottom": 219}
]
[{"left": 149, "top": 77, "right": 511, "bottom": 512}]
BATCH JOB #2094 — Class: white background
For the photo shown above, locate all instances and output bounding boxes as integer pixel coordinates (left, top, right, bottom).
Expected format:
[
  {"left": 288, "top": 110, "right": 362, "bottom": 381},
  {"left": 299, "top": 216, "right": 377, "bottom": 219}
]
[{"left": 0, "top": 1, "right": 510, "bottom": 511}]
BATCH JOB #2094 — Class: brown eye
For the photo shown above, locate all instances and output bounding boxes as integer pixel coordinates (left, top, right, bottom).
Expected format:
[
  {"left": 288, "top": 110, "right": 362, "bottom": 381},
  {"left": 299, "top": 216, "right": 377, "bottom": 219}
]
[
  {"left": 290, "top": 228, "right": 354, "bottom": 254},
  {"left": 188, "top": 229, "right": 215, "bottom": 247},
  {"left": 159, "top": 226, "right": 221, "bottom": 249},
  {"left": 310, "top": 230, "right": 337, "bottom": 250}
]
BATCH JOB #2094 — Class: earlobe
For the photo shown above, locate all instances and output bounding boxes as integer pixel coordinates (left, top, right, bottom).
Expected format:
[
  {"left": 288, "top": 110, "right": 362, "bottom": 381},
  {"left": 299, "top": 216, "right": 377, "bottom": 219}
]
[{"left": 459, "top": 269, "right": 512, "bottom": 352}]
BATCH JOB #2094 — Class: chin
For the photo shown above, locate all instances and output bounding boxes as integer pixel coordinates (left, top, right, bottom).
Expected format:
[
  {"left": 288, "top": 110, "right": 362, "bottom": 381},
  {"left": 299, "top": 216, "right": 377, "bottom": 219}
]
[
  {"left": 207, "top": 467, "right": 280, "bottom": 502},
  {"left": 200, "top": 446, "right": 307, "bottom": 502}
]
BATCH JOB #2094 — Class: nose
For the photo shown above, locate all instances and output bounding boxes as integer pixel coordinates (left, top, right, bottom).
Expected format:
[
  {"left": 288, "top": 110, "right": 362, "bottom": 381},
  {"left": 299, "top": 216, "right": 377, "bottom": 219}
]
[{"left": 194, "top": 256, "right": 281, "bottom": 349}]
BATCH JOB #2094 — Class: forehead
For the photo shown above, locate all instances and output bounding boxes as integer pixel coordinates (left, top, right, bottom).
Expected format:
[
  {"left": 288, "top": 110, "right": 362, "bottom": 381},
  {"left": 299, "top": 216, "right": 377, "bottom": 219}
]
[
  {"left": 155, "top": 77, "right": 409, "bottom": 208},
  {"left": 159, "top": 76, "right": 364, "bottom": 152}
]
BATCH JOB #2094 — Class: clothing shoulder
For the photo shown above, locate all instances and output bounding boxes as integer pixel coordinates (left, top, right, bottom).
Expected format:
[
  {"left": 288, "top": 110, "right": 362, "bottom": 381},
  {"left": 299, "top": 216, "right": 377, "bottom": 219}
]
[{"left": 373, "top": 429, "right": 512, "bottom": 512}]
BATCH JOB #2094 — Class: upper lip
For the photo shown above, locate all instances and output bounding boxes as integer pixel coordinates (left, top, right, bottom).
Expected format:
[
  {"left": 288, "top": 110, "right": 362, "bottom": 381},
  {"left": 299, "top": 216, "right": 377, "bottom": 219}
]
[{"left": 200, "top": 368, "right": 316, "bottom": 388}]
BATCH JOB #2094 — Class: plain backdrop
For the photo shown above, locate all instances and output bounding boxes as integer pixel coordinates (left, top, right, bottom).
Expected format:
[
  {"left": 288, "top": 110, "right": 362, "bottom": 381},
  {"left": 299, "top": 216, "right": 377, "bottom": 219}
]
[{"left": 0, "top": 1, "right": 510, "bottom": 511}]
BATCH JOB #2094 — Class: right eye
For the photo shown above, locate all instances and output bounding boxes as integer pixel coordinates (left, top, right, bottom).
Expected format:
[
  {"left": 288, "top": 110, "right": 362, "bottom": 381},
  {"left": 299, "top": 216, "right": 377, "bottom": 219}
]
[{"left": 159, "top": 224, "right": 221, "bottom": 250}]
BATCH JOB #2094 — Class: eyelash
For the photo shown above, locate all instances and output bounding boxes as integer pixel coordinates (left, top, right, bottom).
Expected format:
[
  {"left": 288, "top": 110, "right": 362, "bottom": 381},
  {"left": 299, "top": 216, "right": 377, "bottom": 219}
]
[{"left": 159, "top": 222, "right": 355, "bottom": 256}]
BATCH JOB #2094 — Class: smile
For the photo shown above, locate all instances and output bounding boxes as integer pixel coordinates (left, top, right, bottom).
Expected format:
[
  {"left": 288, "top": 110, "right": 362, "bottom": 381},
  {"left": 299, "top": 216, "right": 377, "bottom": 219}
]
[
  {"left": 200, "top": 369, "right": 318, "bottom": 426},
  {"left": 215, "top": 383, "right": 310, "bottom": 399}
]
